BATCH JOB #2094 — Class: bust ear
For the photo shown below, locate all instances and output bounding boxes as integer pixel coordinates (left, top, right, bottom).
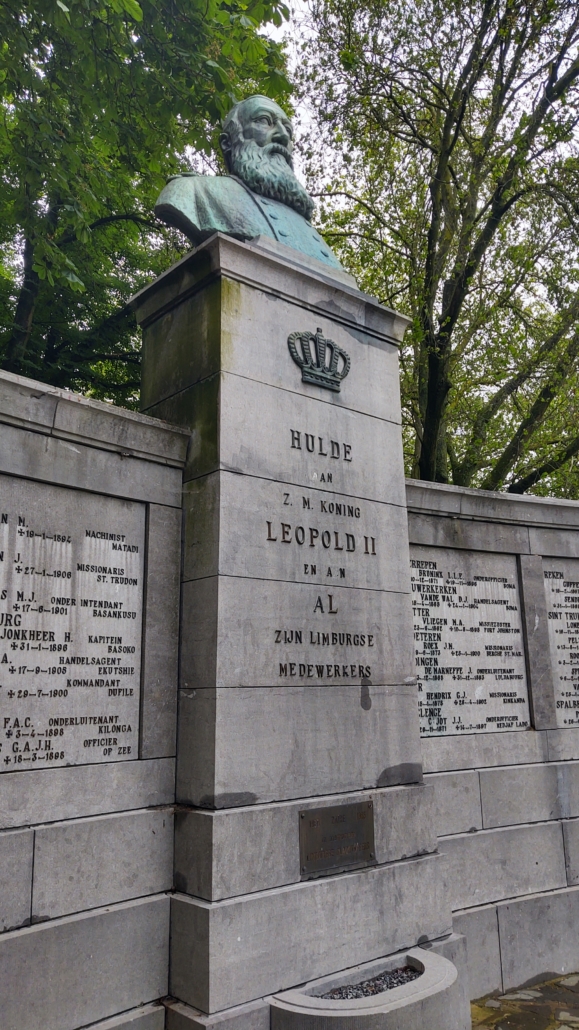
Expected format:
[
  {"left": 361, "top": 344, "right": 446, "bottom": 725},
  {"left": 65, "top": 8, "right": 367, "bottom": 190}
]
[{"left": 219, "top": 131, "right": 231, "bottom": 156}]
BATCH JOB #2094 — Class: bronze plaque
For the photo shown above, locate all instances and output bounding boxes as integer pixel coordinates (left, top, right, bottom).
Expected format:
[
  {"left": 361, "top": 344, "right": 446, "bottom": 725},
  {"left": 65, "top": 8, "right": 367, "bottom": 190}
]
[{"left": 299, "top": 800, "right": 376, "bottom": 879}]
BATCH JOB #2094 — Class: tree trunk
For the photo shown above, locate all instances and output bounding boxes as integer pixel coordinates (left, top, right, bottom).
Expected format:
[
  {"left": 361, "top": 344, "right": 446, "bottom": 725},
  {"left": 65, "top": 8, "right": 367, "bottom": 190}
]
[{"left": 3, "top": 238, "right": 40, "bottom": 374}]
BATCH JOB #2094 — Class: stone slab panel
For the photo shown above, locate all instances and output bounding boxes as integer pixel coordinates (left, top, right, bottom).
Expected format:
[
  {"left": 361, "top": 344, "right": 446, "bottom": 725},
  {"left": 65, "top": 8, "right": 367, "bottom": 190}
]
[
  {"left": 140, "top": 503, "right": 181, "bottom": 759},
  {"left": 0, "top": 421, "right": 182, "bottom": 507},
  {"left": 176, "top": 685, "right": 423, "bottom": 807},
  {"left": 0, "top": 895, "right": 169, "bottom": 1030},
  {"left": 438, "top": 822, "right": 566, "bottom": 910},
  {"left": 182, "top": 471, "right": 411, "bottom": 594},
  {"left": 547, "top": 727, "right": 579, "bottom": 761},
  {"left": 0, "top": 757, "right": 174, "bottom": 829},
  {"left": 166, "top": 998, "right": 270, "bottom": 1030},
  {"left": 405, "top": 478, "right": 579, "bottom": 530},
  {"left": 32, "top": 808, "right": 173, "bottom": 919},
  {"left": 424, "top": 771, "right": 482, "bottom": 836},
  {"left": 529, "top": 526, "right": 579, "bottom": 558},
  {"left": 427, "top": 932, "right": 471, "bottom": 1030},
  {"left": 148, "top": 372, "right": 407, "bottom": 507},
  {"left": 519, "top": 554, "right": 558, "bottom": 728},
  {"left": 407, "top": 511, "right": 531, "bottom": 555},
  {"left": 181, "top": 576, "right": 414, "bottom": 689},
  {"left": 497, "top": 886, "right": 579, "bottom": 989},
  {"left": 170, "top": 853, "right": 451, "bottom": 1012},
  {"left": 563, "top": 819, "right": 579, "bottom": 885},
  {"left": 479, "top": 762, "right": 579, "bottom": 828},
  {"left": 452, "top": 905, "right": 503, "bottom": 999},
  {"left": 141, "top": 270, "right": 403, "bottom": 424},
  {"left": 0, "top": 828, "right": 33, "bottom": 931},
  {"left": 175, "top": 784, "right": 436, "bottom": 901},
  {"left": 91, "top": 1005, "right": 165, "bottom": 1029},
  {"left": 420, "top": 729, "right": 548, "bottom": 773}
]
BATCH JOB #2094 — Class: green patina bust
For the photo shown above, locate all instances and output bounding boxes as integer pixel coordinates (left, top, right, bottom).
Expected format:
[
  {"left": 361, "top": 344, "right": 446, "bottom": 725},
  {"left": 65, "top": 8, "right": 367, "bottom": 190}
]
[{"left": 155, "top": 95, "right": 343, "bottom": 271}]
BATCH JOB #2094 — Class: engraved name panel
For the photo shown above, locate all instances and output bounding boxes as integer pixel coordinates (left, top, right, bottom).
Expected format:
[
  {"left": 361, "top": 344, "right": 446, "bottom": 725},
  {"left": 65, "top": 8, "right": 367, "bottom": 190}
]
[
  {"left": 299, "top": 800, "right": 376, "bottom": 879},
  {"left": 0, "top": 475, "right": 145, "bottom": 771},
  {"left": 411, "top": 545, "right": 530, "bottom": 737},
  {"left": 544, "top": 558, "right": 579, "bottom": 727}
]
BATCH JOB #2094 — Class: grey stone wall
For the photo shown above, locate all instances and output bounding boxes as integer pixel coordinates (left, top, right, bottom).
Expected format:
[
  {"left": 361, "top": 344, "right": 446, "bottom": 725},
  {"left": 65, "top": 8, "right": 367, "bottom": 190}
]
[
  {"left": 0, "top": 370, "right": 187, "bottom": 1030},
  {"left": 407, "top": 480, "right": 579, "bottom": 998}
]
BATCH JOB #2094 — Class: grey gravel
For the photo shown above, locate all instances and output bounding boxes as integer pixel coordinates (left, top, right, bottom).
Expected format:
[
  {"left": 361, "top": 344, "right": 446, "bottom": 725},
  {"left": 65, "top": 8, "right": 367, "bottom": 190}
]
[{"left": 321, "top": 966, "right": 422, "bottom": 1000}]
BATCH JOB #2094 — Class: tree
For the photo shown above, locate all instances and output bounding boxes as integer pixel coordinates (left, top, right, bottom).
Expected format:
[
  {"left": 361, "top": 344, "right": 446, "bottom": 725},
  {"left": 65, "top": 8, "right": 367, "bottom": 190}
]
[
  {"left": 0, "top": 0, "right": 289, "bottom": 404},
  {"left": 299, "top": 0, "right": 579, "bottom": 494}
]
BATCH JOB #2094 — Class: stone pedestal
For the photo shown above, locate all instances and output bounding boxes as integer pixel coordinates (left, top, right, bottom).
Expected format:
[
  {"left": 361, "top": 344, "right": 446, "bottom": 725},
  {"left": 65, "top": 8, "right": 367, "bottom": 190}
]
[{"left": 134, "top": 232, "right": 465, "bottom": 1026}]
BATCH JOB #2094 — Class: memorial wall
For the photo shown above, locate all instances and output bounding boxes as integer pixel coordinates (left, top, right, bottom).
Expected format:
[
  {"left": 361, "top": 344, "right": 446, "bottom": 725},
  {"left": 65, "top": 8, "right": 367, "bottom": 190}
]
[
  {"left": 0, "top": 371, "right": 187, "bottom": 1030},
  {"left": 407, "top": 480, "right": 579, "bottom": 1003}
]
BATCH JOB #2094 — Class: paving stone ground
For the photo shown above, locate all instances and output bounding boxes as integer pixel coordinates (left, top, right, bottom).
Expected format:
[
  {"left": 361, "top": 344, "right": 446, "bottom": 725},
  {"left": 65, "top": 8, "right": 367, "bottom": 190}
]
[{"left": 472, "top": 974, "right": 579, "bottom": 1030}]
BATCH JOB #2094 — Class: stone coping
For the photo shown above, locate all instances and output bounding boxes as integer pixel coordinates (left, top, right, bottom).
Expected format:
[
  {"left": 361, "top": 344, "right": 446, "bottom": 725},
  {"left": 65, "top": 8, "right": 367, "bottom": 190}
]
[
  {"left": 0, "top": 369, "right": 189, "bottom": 466},
  {"left": 130, "top": 232, "right": 410, "bottom": 346},
  {"left": 270, "top": 947, "right": 457, "bottom": 1023},
  {"left": 406, "top": 478, "right": 579, "bottom": 529}
]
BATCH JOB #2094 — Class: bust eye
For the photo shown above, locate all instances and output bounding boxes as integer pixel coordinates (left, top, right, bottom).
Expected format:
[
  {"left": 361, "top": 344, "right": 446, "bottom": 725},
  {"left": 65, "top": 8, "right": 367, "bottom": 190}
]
[{"left": 255, "top": 115, "right": 271, "bottom": 125}]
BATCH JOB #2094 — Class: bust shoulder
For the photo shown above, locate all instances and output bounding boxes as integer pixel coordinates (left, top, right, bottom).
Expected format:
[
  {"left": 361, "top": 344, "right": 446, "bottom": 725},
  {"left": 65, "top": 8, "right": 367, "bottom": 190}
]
[{"left": 155, "top": 174, "right": 270, "bottom": 245}]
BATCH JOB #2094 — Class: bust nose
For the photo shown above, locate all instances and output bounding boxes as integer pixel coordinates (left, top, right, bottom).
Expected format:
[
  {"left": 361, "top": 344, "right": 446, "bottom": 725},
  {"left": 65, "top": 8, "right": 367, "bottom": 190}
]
[{"left": 272, "top": 123, "right": 290, "bottom": 148}]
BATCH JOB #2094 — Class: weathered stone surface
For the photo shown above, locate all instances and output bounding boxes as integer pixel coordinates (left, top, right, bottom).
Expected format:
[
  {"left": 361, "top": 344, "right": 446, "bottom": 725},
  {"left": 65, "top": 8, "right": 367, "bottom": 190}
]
[
  {"left": 420, "top": 729, "right": 549, "bottom": 773},
  {"left": 438, "top": 823, "right": 566, "bottom": 910},
  {"left": 32, "top": 808, "right": 173, "bottom": 919},
  {"left": 497, "top": 885, "right": 579, "bottom": 989},
  {"left": 166, "top": 998, "right": 270, "bottom": 1030},
  {"left": 518, "top": 554, "right": 558, "bottom": 728},
  {"left": 528, "top": 526, "right": 579, "bottom": 558},
  {"left": 170, "top": 854, "right": 451, "bottom": 1013},
  {"left": 452, "top": 905, "right": 503, "bottom": 999},
  {"left": 0, "top": 828, "right": 33, "bottom": 931},
  {"left": 0, "top": 369, "right": 188, "bottom": 466},
  {"left": 424, "top": 771, "right": 482, "bottom": 836},
  {"left": 426, "top": 933, "right": 471, "bottom": 1030},
  {"left": 0, "top": 895, "right": 169, "bottom": 1030},
  {"left": 562, "top": 819, "right": 579, "bottom": 885},
  {"left": 479, "top": 762, "right": 579, "bottom": 828},
  {"left": 0, "top": 757, "right": 175, "bottom": 829},
  {"left": 405, "top": 478, "right": 579, "bottom": 531},
  {"left": 546, "top": 727, "right": 579, "bottom": 761},
  {"left": 175, "top": 785, "right": 436, "bottom": 901},
  {"left": 0, "top": 420, "right": 183, "bottom": 506},
  {"left": 407, "top": 511, "right": 532, "bottom": 556},
  {"left": 176, "top": 685, "right": 423, "bottom": 807},
  {"left": 181, "top": 576, "right": 414, "bottom": 689},
  {"left": 140, "top": 503, "right": 182, "bottom": 759},
  {"left": 182, "top": 471, "right": 411, "bottom": 594},
  {"left": 91, "top": 1004, "right": 166, "bottom": 1029},
  {"left": 147, "top": 372, "right": 407, "bottom": 505},
  {"left": 141, "top": 274, "right": 403, "bottom": 426}
]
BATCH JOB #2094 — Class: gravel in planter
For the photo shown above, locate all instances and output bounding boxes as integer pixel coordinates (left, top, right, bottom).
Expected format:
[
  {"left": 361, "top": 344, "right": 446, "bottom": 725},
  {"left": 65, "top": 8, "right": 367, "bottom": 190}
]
[{"left": 320, "top": 966, "right": 422, "bottom": 1000}]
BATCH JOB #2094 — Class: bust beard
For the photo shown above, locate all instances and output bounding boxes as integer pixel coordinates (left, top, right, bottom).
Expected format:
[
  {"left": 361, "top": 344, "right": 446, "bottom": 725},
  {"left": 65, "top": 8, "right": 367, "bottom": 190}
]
[{"left": 228, "top": 139, "right": 315, "bottom": 222}]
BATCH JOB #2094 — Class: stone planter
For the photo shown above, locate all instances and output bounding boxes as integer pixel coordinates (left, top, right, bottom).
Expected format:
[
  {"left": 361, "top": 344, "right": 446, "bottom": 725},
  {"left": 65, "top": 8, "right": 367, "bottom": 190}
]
[{"left": 270, "top": 947, "right": 463, "bottom": 1030}]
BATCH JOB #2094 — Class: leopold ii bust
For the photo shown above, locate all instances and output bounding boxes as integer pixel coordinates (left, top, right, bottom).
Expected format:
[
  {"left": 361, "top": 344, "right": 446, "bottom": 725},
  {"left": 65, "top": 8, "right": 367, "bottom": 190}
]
[{"left": 155, "top": 95, "right": 343, "bottom": 271}]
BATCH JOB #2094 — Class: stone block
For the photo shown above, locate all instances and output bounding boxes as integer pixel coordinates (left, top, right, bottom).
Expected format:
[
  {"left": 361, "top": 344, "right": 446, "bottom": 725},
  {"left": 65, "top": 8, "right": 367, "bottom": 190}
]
[
  {"left": 426, "top": 933, "right": 471, "bottom": 1029},
  {"left": 32, "top": 808, "right": 173, "bottom": 919},
  {"left": 518, "top": 554, "right": 558, "bottom": 728},
  {"left": 147, "top": 372, "right": 407, "bottom": 506},
  {"left": 497, "top": 885, "right": 579, "bottom": 989},
  {"left": 424, "top": 771, "right": 482, "bottom": 835},
  {"left": 136, "top": 234, "right": 406, "bottom": 419},
  {"left": 420, "top": 729, "right": 548, "bottom": 773},
  {"left": 453, "top": 905, "right": 502, "bottom": 999},
  {"left": 0, "top": 828, "right": 33, "bottom": 931},
  {"left": 0, "top": 371, "right": 59, "bottom": 429},
  {"left": 140, "top": 503, "right": 182, "bottom": 759},
  {"left": 170, "top": 853, "right": 451, "bottom": 1013},
  {"left": 176, "top": 685, "right": 423, "bottom": 807},
  {"left": 0, "top": 757, "right": 174, "bottom": 829},
  {"left": 175, "top": 785, "right": 436, "bottom": 901},
  {"left": 0, "top": 421, "right": 182, "bottom": 506},
  {"left": 438, "top": 822, "right": 566, "bottom": 910},
  {"left": 182, "top": 471, "right": 411, "bottom": 594},
  {"left": 166, "top": 998, "right": 270, "bottom": 1030},
  {"left": 180, "top": 576, "right": 414, "bottom": 689},
  {"left": 479, "top": 762, "right": 579, "bottom": 827},
  {"left": 407, "top": 511, "right": 531, "bottom": 555},
  {"left": 528, "top": 526, "right": 579, "bottom": 557},
  {"left": 563, "top": 819, "right": 579, "bottom": 884},
  {"left": 0, "top": 895, "right": 169, "bottom": 1030},
  {"left": 91, "top": 1004, "right": 166, "bottom": 1029},
  {"left": 547, "top": 727, "right": 579, "bottom": 761}
]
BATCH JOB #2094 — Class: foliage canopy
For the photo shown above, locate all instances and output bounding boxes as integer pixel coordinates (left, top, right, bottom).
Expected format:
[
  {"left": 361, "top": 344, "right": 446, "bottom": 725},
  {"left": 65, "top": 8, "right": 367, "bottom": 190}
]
[
  {"left": 0, "top": 0, "right": 289, "bottom": 403},
  {"left": 300, "top": 0, "right": 579, "bottom": 495}
]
